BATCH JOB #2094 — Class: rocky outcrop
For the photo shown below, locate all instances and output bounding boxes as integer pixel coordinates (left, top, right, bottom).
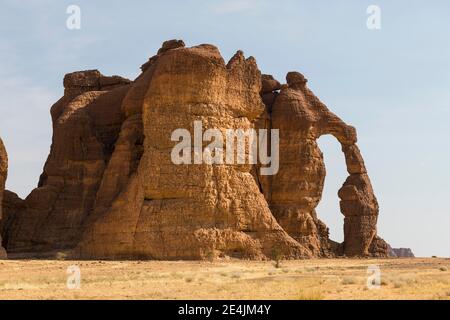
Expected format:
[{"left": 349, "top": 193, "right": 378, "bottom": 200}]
[
  {"left": 0, "top": 138, "right": 7, "bottom": 258},
  {"left": 3, "top": 71, "right": 132, "bottom": 254},
  {"left": 0, "top": 190, "right": 25, "bottom": 251},
  {"left": 256, "top": 71, "right": 383, "bottom": 257},
  {"left": 76, "top": 44, "right": 308, "bottom": 260},
  {"left": 391, "top": 247, "right": 415, "bottom": 258},
  {"left": 2, "top": 40, "right": 388, "bottom": 259}
]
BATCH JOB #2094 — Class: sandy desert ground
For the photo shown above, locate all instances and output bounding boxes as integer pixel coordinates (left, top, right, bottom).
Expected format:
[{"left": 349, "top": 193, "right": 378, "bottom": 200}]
[{"left": 0, "top": 258, "right": 448, "bottom": 300}]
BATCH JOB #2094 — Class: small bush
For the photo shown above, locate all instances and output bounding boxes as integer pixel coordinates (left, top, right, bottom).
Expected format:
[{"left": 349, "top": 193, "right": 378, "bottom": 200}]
[
  {"left": 298, "top": 290, "right": 324, "bottom": 300},
  {"left": 55, "top": 252, "right": 68, "bottom": 260},
  {"left": 271, "top": 247, "right": 283, "bottom": 268},
  {"left": 439, "top": 266, "right": 448, "bottom": 271},
  {"left": 341, "top": 276, "right": 358, "bottom": 285}
]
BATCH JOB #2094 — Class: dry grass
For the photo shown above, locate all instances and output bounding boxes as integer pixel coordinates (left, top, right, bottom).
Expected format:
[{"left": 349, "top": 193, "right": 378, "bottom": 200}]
[{"left": 0, "top": 258, "right": 448, "bottom": 300}]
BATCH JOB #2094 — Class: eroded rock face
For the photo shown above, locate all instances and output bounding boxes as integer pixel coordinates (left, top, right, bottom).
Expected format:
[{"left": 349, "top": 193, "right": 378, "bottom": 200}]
[
  {"left": 257, "top": 71, "right": 384, "bottom": 257},
  {"left": 77, "top": 45, "right": 309, "bottom": 260},
  {"left": 3, "top": 71, "right": 131, "bottom": 254},
  {"left": 0, "top": 138, "right": 7, "bottom": 258},
  {"left": 2, "top": 40, "right": 388, "bottom": 259}
]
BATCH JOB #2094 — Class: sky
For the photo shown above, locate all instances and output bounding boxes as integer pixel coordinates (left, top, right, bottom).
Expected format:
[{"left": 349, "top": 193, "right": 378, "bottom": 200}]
[{"left": 0, "top": 0, "right": 449, "bottom": 257}]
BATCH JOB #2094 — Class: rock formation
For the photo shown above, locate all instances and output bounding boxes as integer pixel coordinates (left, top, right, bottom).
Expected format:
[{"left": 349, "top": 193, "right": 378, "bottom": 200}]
[
  {"left": 1, "top": 40, "right": 388, "bottom": 259},
  {"left": 256, "top": 71, "right": 385, "bottom": 257},
  {"left": 2, "top": 70, "right": 131, "bottom": 255},
  {"left": 0, "top": 138, "right": 7, "bottom": 258},
  {"left": 390, "top": 247, "right": 415, "bottom": 258}
]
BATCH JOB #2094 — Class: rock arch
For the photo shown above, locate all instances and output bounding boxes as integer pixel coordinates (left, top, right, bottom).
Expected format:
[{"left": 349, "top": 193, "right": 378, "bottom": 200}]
[{"left": 258, "top": 71, "right": 384, "bottom": 257}]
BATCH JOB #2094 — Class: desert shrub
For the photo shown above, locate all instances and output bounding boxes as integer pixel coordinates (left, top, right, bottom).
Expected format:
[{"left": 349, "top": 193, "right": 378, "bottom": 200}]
[
  {"left": 55, "top": 252, "right": 68, "bottom": 260},
  {"left": 341, "top": 276, "right": 358, "bottom": 285},
  {"left": 298, "top": 290, "right": 324, "bottom": 300},
  {"left": 203, "top": 249, "right": 215, "bottom": 262},
  {"left": 271, "top": 247, "right": 283, "bottom": 269},
  {"left": 381, "top": 278, "right": 389, "bottom": 286}
]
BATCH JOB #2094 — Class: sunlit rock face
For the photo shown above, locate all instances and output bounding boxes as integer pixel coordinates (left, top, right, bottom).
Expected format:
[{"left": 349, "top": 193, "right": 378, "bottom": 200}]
[
  {"left": 1, "top": 40, "right": 388, "bottom": 259},
  {"left": 0, "top": 138, "right": 8, "bottom": 258}
]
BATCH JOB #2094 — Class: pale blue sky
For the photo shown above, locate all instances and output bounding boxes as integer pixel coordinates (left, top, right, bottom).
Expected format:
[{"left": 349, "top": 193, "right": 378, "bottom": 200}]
[{"left": 0, "top": 0, "right": 449, "bottom": 257}]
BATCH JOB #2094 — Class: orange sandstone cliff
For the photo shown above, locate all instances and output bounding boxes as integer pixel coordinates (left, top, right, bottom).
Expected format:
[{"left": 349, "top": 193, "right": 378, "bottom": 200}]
[{"left": 0, "top": 40, "right": 388, "bottom": 260}]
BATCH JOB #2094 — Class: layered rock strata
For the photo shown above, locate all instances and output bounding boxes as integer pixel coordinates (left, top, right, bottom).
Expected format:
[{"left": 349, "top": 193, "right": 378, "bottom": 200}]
[{"left": 1, "top": 40, "right": 388, "bottom": 259}]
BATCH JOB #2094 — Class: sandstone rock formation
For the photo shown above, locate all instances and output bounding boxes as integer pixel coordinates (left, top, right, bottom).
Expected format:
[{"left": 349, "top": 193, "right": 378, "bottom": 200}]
[
  {"left": 2, "top": 71, "right": 131, "bottom": 254},
  {"left": 1, "top": 40, "right": 388, "bottom": 259},
  {"left": 0, "top": 138, "right": 7, "bottom": 258},
  {"left": 256, "top": 71, "right": 385, "bottom": 257}
]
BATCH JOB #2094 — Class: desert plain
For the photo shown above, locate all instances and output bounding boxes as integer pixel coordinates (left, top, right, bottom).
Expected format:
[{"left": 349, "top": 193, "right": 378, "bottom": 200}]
[{"left": 0, "top": 258, "right": 448, "bottom": 300}]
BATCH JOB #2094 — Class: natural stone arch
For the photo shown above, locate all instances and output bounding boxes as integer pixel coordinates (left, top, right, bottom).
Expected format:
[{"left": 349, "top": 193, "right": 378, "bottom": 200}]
[
  {"left": 258, "top": 71, "right": 383, "bottom": 257},
  {"left": 315, "top": 135, "right": 346, "bottom": 244}
]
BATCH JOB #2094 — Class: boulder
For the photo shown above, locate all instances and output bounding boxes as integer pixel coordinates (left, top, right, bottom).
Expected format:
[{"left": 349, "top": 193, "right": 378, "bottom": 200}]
[{"left": 261, "top": 74, "right": 281, "bottom": 94}]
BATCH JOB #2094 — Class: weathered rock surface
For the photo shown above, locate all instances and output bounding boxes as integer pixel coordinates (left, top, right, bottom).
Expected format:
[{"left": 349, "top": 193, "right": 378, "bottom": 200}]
[
  {"left": 0, "top": 138, "right": 7, "bottom": 258},
  {"left": 2, "top": 40, "right": 388, "bottom": 259},
  {"left": 255, "top": 71, "right": 384, "bottom": 257},
  {"left": 77, "top": 45, "right": 308, "bottom": 260},
  {"left": 3, "top": 71, "right": 131, "bottom": 254}
]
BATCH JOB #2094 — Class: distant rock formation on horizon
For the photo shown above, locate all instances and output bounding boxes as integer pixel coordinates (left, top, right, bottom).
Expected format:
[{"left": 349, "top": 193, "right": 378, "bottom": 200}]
[
  {"left": 0, "top": 40, "right": 389, "bottom": 260},
  {"left": 391, "top": 247, "right": 415, "bottom": 258}
]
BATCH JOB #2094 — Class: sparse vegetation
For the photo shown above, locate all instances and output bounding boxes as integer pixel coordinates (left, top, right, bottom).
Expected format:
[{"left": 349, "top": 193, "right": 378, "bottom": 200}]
[
  {"left": 341, "top": 276, "right": 358, "bottom": 285},
  {"left": 0, "top": 258, "right": 448, "bottom": 299},
  {"left": 271, "top": 247, "right": 283, "bottom": 269},
  {"left": 298, "top": 290, "right": 324, "bottom": 300},
  {"left": 381, "top": 278, "right": 389, "bottom": 286},
  {"left": 205, "top": 250, "right": 215, "bottom": 263},
  {"left": 55, "top": 252, "right": 68, "bottom": 261}
]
